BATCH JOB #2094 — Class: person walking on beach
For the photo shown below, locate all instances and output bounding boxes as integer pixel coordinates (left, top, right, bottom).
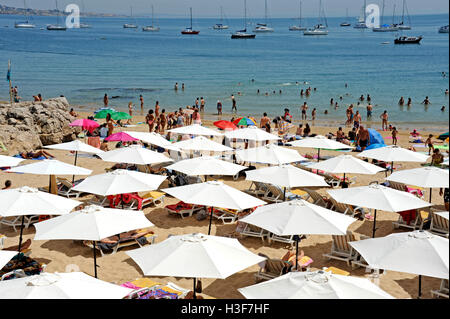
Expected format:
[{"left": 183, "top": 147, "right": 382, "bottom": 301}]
[
  {"left": 357, "top": 125, "right": 370, "bottom": 152},
  {"left": 140, "top": 95, "right": 144, "bottom": 113},
  {"left": 231, "top": 94, "right": 237, "bottom": 113},
  {"left": 104, "top": 94, "right": 109, "bottom": 107},
  {"left": 200, "top": 97, "right": 205, "bottom": 112},
  {"left": 106, "top": 113, "right": 117, "bottom": 137},
  {"left": 425, "top": 134, "right": 434, "bottom": 155},
  {"left": 380, "top": 110, "right": 388, "bottom": 131},
  {"left": 260, "top": 113, "right": 270, "bottom": 128},
  {"left": 146, "top": 110, "right": 155, "bottom": 133},
  {"left": 155, "top": 101, "right": 160, "bottom": 118},
  {"left": 392, "top": 127, "right": 399, "bottom": 145},
  {"left": 301, "top": 102, "right": 308, "bottom": 121},
  {"left": 366, "top": 103, "right": 373, "bottom": 120},
  {"left": 159, "top": 109, "right": 167, "bottom": 134},
  {"left": 217, "top": 100, "right": 222, "bottom": 115}
]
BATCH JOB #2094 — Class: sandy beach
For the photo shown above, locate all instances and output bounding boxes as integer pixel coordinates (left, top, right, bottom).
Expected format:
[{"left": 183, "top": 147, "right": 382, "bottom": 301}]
[{"left": 0, "top": 110, "right": 448, "bottom": 299}]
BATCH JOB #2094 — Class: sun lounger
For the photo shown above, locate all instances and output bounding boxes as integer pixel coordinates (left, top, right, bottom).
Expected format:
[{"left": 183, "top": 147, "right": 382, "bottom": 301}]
[
  {"left": 268, "top": 233, "right": 297, "bottom": 247},
  {"left": 393, "top": 210, "right": 430, "bottom": 231},
  {"left": 254, "top": 253, "right": 292, "bottom": 283},
  {"left": 429, "top": 212, "right": 449, "bottom": 238},
  {"left": 323, "top": 231, "right": 359, "bottom": 266},
  {"left": 88, "top": 195, "right": 110, "bottom": 207},
  {"left": 0, "top": 216, "right": 40, "bottom": 233},
  {"left": 165, "top": 201, "right": 204, "bottom": 219},
  {"left": 238, "top": 223, "right": 270, "bottom": 243},
  {"left": 124, "top": 278, "right": 190, "bottom": 299},
  {"left": 261, "top": 185, "right": 285, "bottom": 203},
  {"left": 139, "top": 191, "right": 166, "bottom": 208},
  {"left": 211, "top": 208, "right": 239, "bottom": 224},
  {"left": 0, "top": 234, "right": 5, "bottom": 250},
  {"left": 83, "top": 229, "right": 157, "bottom": 257},
  {"left": 56, "top": 177, "right": 84, "bottom": 198},
  {"left": 302, "top": 188, "right": 330, "bottom": 208},
  {"left": 431, "top": 279, "right": 449, "bottom": 299},
  {"left": 244, "top": 181, "right": 270, "bottom": 198}
]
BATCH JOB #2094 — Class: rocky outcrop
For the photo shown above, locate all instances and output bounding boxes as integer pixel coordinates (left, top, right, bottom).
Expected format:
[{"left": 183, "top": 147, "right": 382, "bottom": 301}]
[{"left": 0, "top": 97, "right": 79, "bottom": 154}]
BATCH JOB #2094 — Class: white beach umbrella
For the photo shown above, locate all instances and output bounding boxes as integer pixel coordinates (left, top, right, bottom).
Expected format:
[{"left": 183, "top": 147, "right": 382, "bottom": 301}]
[
  {"left": 0, "top": 251, "right": 18, "bottom": 270},
  {"left": 236, "top": 144, "right": 307, "bottom": 165},
  {"left": 0, "top": 155, "right": 24, "bottom": 167},
  {"left": 168, "top": 124, "right": 223, "bottom": 137},
  {"left": 124, "top": 131, "right": 172, "bottom": 148},
  {"left": 386, "top": 167, "right": 449, "bottom": 202},
  {"left": 245, "top": 164, "right": 328, "bottom": 196},
  {"left": 73, "top": 169, "right": 166, "bottom": 196},
  {"left": 224, "top": 126, "right": 281, "bottom": 142},
  {"left": 171, "top": 136, "right": 232, "bottom": 152},
  {"left": 0, "top": 186, "right": 81, "bottom": 251},
  {"left": 6, "top": 159, "right": 92, "bottom": 176},
  {"left": 289, "top": 136, "right": 353, "bottom": 161},
  {"left": 99, "top": 145, "right": 173, "bottom": 166},
  {"left": 327, "top": 184, "right": 432, "bottom": 237},
  {"left": 45, "top": 140, "right": 104, "bottom": 155},
  {"left": 44, "top": 140, "right": 102, "bottom": 182},
  {"left": 127, "top": 233, "right": 265, "bottom": 298},
  {"left": 238, "top": 270, "right": 394, "bottom": 299},
  {"left": 358, "top": 145, "right": 430, "bottom": 174},
  {"left": 0, "top": 272, "right": 133, "bottom": 299},
  {"left": 349, "top": 230, "right": 449, "bottom": 298},
  {"left": 162, "top": 181, "right": 266, "bottom": 234},
  {"left": 34, "top": 205, "right": 154, "bottom": 278},
  {"left": 165, "top": 156, "right": 246, "bottom": 180},
  {"left": 308, "top": 155, "right": 386, "bottom": 182},
  {"left": 435, "top": 211, "right": 449, "bottom": 220},
  {"left": 240, "top": 200, "right": 356, "bottom": 270}
]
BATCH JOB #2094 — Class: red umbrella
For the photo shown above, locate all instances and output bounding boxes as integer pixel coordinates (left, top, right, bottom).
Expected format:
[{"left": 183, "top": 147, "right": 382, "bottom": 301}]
[
  {"left": 70, "top": 119, "right": 99, "bottom": 133},
  {"left": 104, "top": 132, "right": 139, "bottom": 142},
  {"left": 214, "top": 120, "right": 237, "bottom": 131}
]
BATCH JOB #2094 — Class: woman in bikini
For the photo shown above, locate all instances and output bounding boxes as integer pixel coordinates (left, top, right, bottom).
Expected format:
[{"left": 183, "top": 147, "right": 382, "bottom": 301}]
[
  {"left": 20, "top": 150, "right": 55, "bottom": 159},
  {"left": 146, "top": 110, "right": 155, "bottom": 133},
  {"left": 159, "top": 109, "right": 167, "bottom": 134},
  {"left": 106, "top": 113, "right": 117, "bottom": 137}
]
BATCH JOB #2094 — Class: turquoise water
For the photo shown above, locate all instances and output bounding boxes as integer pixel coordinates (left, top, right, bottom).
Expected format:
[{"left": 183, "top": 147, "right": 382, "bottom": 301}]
[{"left": 0, "top": 14, "right": 448, "bottom": 129}]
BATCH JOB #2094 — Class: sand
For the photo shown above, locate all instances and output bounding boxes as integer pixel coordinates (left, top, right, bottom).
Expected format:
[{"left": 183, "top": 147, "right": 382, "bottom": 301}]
[{"left": 0, "top": 110, "right": 448, "bottom": 299}]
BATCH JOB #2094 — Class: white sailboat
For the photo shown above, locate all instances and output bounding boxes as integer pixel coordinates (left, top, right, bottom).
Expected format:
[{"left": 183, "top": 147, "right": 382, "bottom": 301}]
[
  {"left": 213, "top": 7, "right": 229, "bottom": 30},
  {"left": 47, "top": 0, "right": 67, "bottom": 31},
  {"left": 123, "top": 6, "right": 138, "bottom": 29},
  {"left": 79, "top": 0, "right": 91, "bottom": 28},
  {"left": 353, "top": 0, "right": 368, "bottom": 29},
  {"left": 397, "top": 0, "right": 411, "bottom": 30},
  {"left": 15, "top": 0, "right": 35, "bottom": 28},
  {"left": 340, "top": 8, "right": 351, "bottom": 26},
  {"left": 232, "top": 0, "right": 256, "bottom": 39},
  {"left": 143, "top": 5, "right": 160, "bottom": 31},
  {"left": 373, "top": 0, "right": 399, "bottom": 32},
  {"left": 253, "top": 0, "right": 274, "bottom": 32},
  {"left": 289, "top": 1, "right": 307, "bottom": 31},
  {"left": 304, "top": 0, "right": 328, "bottom": 35}
]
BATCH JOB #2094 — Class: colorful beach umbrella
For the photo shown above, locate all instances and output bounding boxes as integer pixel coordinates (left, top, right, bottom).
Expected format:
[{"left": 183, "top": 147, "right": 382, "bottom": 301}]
[
  {"left": 69, "top": 119, "right": 99, "bottom": 133},
  {"left": 104, "top": 132, "right": 139, "bottom": 142},
  {"left": 94, "top": 109, "right": 115, "bottom": 119},
  {"left": 213, "top": 120, "right": 237, "bottom": 131},
  {"left": 233, "top": 117, "right": 256, "bottom": 126},
  {"left": 111, "top": 112, "right": 132, "bottom": 121}
]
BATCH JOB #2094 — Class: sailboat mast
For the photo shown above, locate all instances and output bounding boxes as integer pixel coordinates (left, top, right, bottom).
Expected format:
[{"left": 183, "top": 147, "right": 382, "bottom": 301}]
[
  {"left": 392, "top": 4, "right": 396, "bottom": 25},
  {"left": 364, "top": 0, "right": 366, "bottom": 21},
  {"left": 381, "top": 0, "right": 385, "bottom": 25},
  {"left": 401, "top": 0, "right": 405, "bottom": 24},
  {"left": 265, "top": 0, "right": 268, "bottom": 24},
  {"left": 299, "top": 1, "right": 302, "bottom": 26},
  {"left": 152, "top": 5, "right": 154, "bottom": 27},
  {"left": 55, "top": 0, "right": 60, "bottom": 25},
  {"left": 190, "top": 7, "right": 193, "bottom": 29},
  {"left": 244, "top": 0, "right": 247, "bottom": 29}
]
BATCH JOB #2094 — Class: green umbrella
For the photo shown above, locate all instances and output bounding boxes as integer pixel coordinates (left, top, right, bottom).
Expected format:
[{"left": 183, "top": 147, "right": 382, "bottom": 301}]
[
  {"left": 94, "top": 109, "right": 115, "bottom": 119},
  {"left": 111, "top": 112, "right": 132, "bottom": 120}
]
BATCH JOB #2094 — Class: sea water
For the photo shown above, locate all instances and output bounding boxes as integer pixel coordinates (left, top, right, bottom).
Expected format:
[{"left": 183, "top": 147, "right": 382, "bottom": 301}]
[{"left": 0, "top": 14, "right": 448, "bottom": 129}]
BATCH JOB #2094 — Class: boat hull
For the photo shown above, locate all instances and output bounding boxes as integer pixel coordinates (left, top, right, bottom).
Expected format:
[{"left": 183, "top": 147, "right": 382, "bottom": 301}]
[
  {"left": 231, "top": 33, "right": 256, "bottom": 39},
  {"left": 181, "top": 30, "right": 200, "bottom": 35},
  {"left": 340, "top": 23, "right": 351, "bottom": 27},
  {"left": 143, "top": 26, "right": 160, "bottom": 32},
  {"left": 394, "top": 36, "right": 422, "bottom": 44},
  {"left": 303, "top": 30, "right": 328, "bottom": 35},
  {"left": 213, "top": 25, "right": 229, "bottom": 30},
  {"left": 15, "top": 23, "right": 35, "bottom": 28},
  {"left": 289, "top": 26, "right": 307, "bottom": 31},
  {"left": 123, "top": 24, "right": 138, "bottom": 29},
  {"left": 47, "top": 25, "right": 67, "bottom": 31}
]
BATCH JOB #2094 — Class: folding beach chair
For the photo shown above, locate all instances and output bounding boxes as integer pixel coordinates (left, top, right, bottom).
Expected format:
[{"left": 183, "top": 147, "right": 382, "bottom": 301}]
[
  {"left": 238, "top": 223, "right": 270, "bottom": 243},
  {"left": 302, "top": 188, "right": 330, "bottom": 208},
  {"left": 211, "top": 208, "right": 239, "bottom": 224},
  {"left": 431, "top": 279, "right": 449, "bottom": 299},
  {"left": 56, "top": 177, "right": 84, "bottom": 198},
  {"left": 261, "top": 185, "right": 285, "bottom": 203},
  {"left": 0, "top": 216, "right": 40, "bottom": 233},
  {"left": 165, "top": 201, "right": 204, "bottom": 219},
  {"left": 243, "top": 181, "right": 270, "bottom": 198},
  {"left": 429, "top": 212, "right": 449, "bottom": 238},
  {"left": 323, "top": 231, "right": 359, "bottom": 266},
  {"left": 254, "top": 253, "right": 292, "bottom": 283}
]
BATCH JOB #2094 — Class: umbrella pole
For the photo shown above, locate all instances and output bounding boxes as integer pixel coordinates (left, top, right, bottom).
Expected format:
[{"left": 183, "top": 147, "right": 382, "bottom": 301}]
[
  {"left": 391, "top": 161, "right": 394, "bottom": 174},
  {"left": 193, "top": 278, "right": 197, "bottom": 299},
  {"left": 18, "top": 215, "right": 25, "bottom": 253},
  {"left": 283, "top": 187, "right": 286, "bottom": 201},
  {"left": 372, "top": 209, "right": 377, "bottom": 238},
  {"left": 93, "top": 241, "right": 98, "bottom": 278},
  {"left": 72, "top": 151, "right": 78, "bottom": 183},
  {"left": 429, "top": 188, "right": 432, "bottom": 204},
  {"left": 418, "top": 275, "right": 422, "bottom": 299},
  {"left": 294, "top": 235, "right": 301, "bottom": 271},
  {"left": 317, "top": 149, "right": 320, "bottom": 162},
  {"left": 342, "top": 173, "right": 346, "bottom": 188},
  {"left": 208, "top": 207, "right": 213, "bottom": 235}
]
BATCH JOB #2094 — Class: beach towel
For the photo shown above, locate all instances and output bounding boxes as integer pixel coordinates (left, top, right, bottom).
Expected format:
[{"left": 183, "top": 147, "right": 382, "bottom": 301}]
[
  {"left": 13, "top": 154, "right": 46, "bottom": 160},
  {"left": 87, "top": 136, "right": 101, "bottom": 149}
]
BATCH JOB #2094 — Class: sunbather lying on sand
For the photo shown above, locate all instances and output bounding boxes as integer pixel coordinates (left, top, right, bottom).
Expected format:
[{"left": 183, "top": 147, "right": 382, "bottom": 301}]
[{"left": 20, "top": 150, "right": 54, "bottom": 159}]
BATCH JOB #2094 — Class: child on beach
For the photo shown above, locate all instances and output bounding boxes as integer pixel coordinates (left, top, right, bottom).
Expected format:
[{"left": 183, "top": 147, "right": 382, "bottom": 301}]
[
  {"left": 425, "top": 134, "right": 434, "bottom": 155},
  {"left": 392, "top": 127, "right": 398, "bottom": 145}
]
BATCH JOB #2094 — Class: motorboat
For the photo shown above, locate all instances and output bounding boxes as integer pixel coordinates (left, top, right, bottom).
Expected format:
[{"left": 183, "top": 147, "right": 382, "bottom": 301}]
[
  {"left": 394, "top": 36, "right": 422, "bottom": 44},
  {"left": 438, "top": 25, "right": 449, "bottom": 33}
]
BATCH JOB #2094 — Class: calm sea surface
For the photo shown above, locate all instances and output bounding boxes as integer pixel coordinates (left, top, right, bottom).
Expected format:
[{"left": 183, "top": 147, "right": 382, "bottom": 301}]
[{"left": 0, "top": 14, "right": 448, "bottom": 129}]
